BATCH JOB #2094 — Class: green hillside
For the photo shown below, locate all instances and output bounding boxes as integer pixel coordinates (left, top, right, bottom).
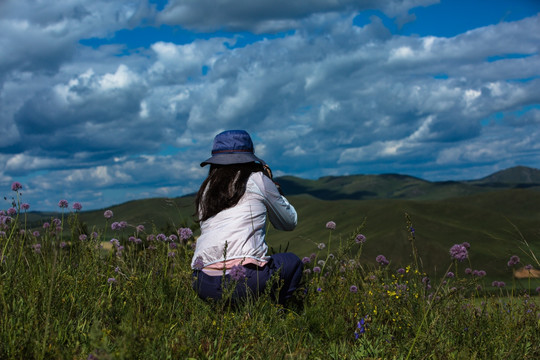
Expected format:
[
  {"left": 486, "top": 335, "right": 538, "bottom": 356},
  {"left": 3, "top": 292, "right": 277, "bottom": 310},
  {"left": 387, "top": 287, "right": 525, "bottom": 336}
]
[{"left": 23, "top": 166, "right": 540, "bottom": 281}]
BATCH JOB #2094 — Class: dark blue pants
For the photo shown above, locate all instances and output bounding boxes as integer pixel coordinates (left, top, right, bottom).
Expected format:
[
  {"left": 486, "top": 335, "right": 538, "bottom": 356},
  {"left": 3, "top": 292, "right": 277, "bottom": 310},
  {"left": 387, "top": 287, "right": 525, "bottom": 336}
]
[{"left": 192, "top": 252, "right": 303, "bottom": 304}]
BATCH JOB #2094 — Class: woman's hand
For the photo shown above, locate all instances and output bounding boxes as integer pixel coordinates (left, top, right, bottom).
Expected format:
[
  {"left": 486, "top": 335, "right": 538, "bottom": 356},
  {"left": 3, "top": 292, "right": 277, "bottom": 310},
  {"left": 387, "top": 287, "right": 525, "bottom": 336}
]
[{"left": 262, "top": 164, "right": 273, "bottom": 179}]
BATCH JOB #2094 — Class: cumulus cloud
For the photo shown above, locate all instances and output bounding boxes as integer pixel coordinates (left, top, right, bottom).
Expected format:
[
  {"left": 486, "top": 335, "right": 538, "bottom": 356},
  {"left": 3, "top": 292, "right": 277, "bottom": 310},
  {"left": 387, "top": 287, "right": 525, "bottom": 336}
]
[
  {"left": 1, "top": 0, "right": 539, "bottom": 210},
  {"left": 155, "top": 0, "right": 432, "bottom": 33}
]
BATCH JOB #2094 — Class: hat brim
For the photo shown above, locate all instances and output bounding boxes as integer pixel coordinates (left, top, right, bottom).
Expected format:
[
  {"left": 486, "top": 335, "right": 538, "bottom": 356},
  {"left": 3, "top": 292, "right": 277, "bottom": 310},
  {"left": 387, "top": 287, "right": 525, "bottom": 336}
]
[{"left": 200, "top": 153, "right": 266, "bottom": 167}]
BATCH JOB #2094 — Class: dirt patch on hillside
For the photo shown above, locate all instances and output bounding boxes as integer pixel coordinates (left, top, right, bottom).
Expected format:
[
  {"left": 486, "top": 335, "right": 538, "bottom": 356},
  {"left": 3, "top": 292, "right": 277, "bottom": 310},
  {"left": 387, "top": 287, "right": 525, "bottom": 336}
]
[{"left": 514, "top": 267, "right": 540, "bottom": 279}]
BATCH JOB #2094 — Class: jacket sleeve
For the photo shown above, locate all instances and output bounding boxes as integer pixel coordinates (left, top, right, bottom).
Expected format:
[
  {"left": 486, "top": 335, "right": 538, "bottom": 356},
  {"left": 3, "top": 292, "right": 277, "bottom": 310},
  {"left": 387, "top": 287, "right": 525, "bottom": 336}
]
[{"left": 256, "top": 173, "right": 297, "bottom": 231}]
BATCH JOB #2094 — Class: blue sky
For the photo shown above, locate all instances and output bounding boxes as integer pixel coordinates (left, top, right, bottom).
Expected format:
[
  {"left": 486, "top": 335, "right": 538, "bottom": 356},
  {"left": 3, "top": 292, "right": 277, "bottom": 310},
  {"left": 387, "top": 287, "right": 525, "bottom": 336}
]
[{"left": 1, "top": 0, "right": 539, "bottom": 211}]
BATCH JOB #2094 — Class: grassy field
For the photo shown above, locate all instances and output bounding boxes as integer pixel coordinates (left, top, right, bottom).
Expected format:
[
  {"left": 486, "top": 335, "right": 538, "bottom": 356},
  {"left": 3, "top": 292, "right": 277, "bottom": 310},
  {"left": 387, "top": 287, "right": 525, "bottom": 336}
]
[
  {"left": 1, "top": 184, "right": 540, "bottom": 359},
  {"left": 23, "top": 186, "right": 540, "bottom": 281}
]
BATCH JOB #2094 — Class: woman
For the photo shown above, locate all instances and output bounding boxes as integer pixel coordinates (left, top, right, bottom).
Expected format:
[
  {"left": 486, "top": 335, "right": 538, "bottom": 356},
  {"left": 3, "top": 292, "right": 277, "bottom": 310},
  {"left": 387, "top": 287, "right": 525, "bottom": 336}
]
[{"left": 191, "top": 130, "right": 302, "bottom": 304}]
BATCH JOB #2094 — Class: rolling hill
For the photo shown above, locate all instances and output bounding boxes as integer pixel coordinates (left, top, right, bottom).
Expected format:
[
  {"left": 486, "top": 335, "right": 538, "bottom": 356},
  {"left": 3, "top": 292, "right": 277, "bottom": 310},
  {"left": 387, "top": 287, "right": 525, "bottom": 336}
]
[{"left": 22, "top": 166, "right": 540, "bottom": 281}]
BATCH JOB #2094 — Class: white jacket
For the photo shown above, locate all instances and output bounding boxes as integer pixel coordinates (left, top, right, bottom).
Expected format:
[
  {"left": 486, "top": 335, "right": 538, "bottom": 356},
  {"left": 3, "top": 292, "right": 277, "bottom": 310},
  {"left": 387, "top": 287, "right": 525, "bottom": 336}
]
[{"left": 191, "top": 171, "right": 297, "bottom": 269}]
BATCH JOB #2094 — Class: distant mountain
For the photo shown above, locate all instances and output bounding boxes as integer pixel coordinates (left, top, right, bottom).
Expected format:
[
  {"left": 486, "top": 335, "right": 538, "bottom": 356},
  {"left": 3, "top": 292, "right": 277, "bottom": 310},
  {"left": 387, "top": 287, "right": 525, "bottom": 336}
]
[
  {"left": 276, "top": 166, "right": 540, "bottom": 201},
  {"left": 473, "top": 165, "right": 540, "bottom": 184}
]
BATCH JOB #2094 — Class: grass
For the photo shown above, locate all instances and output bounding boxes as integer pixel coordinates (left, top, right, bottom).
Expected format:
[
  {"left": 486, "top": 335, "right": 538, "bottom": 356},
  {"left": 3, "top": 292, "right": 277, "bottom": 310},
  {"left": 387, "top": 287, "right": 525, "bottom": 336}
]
[{"left": 1, "top": 188, "right": 540, "bottom": 359}]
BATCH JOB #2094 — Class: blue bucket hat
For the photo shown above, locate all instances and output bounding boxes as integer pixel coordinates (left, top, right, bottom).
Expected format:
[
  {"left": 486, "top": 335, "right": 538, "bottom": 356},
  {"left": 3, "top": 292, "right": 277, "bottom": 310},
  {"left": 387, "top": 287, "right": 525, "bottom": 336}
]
[{"left": 200, "top": 130, "right": 266, "bottom": 167}]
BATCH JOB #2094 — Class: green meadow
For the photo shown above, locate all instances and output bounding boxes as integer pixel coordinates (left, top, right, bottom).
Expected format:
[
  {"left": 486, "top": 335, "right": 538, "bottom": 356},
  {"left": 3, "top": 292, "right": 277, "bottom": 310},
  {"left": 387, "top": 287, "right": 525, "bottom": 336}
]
[{"left": 2, "top": 168, "right": 540, "bottom": 358}]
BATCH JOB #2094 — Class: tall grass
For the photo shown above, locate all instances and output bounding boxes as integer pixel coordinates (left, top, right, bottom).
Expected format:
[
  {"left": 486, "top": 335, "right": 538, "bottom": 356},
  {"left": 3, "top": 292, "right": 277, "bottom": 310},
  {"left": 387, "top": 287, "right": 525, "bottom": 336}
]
[{"left": 1, "top": 186, "right": 539, "bottom": 359}]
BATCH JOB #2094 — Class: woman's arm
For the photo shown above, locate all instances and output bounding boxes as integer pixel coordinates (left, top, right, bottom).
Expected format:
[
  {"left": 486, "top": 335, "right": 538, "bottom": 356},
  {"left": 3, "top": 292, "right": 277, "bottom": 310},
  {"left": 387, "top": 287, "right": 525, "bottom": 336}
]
[{"left": 254, "top": 172, "right": 297, "bottom": 231}]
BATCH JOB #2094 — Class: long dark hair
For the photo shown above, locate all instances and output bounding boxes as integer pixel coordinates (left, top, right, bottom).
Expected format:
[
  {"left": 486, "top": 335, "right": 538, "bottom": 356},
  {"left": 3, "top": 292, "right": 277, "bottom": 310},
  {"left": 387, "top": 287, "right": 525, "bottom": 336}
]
[{"left": 195, "top": 162, "right": 263, "bottom": 222}]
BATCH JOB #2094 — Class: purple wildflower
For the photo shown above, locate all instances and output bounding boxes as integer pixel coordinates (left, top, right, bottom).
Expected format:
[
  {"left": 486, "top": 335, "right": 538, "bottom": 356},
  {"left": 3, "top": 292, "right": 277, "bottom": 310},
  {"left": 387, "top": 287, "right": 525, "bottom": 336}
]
[
  {"left": 355, "top": 234, "right": 366, "bottom": 244},
  {"left": 73, "top": 202, "right": 82, "bottom": 211},
  {"left": 59, "top": 242, "right": 67, "bottom": 249},
  {"left": 0, "top": 231, "right": 5, "bottom": 237},
  {"left": 449, "top": 244, "right": 468, "bottom": 262},
  {"left": 465, "top": 267, "right": 472, "bottom": 275},
  {"left": 107, "top": 277, "right": 116, "bottom": 284},
  {"left": 7, "top": 208, "right": 16, "bottom": 216},
  {"left": 310, "top": 253, "right": 317, "bottom": 261},
  {"left": 91, "top": 232, "right": 98, "bottom": 239},
  {"left": 169, "top": 234, "right": 178, "bottom": 242},
  {"left": 193, "top": 256, "right": 204, "bottom": 270},
  {"left": 230, "top": 265, "right": 246, "bottom": 281},
  {"left": 313, "top": 266, "right": 321, "bottom": 273},
  {"left": 156, "top": 233, "right": 167, "bottom": 241},
  {"left": 11, "top": 182, "right": 22, "bottom": 192},
  {"left": 118, "top": 221, "right": 127, "bottom": 229},
  {"left": 52, "top": 218, "right": 61, "bottom": 226},
  {"left": 303, "top": 268, "right": 312, "bottom": 275},
  {"left": 79, "top": 234, "right": 87, "bottom": 241},
  {"left": 376, "top": 254, "right": 389, "bottom": 266},
  {"left": 33, "top": 231, "right": 40, "bottom": 237},
  {"left": 446, "top": 271, "right": 455, "bottom": 278},
  {"left": 21, "top": 203, "right": 30, "bottom": 211},
  {"left": 169, "top": 242, "right": 177, "bottom": 249},
  {"left": 104, "top": 210, "right": 113, "bottom": 219},
  {"left": 32, "top": 243, "right": 41, "bottom": 254},
  {"left": 302, "top": 256, "right": 311, "bottom": 264},
  {"left": 147, "top": 234, "right": 156, "bottom": 241},
  {"left": 168, "top": 252, "right": 176, "bottom": 258},
  {"left": 536, "top": 286, "right": 540, "bottom": 294},
  {"left": 326, "top": 221, "right": 336, "bottom": 230},
  {"left": 317, "top": 260, "right": 325, "bottom": 266},
  {"left": 111, "top": 222, "right": 121, "bottom": 230},
  {"left": 136, "top": 225, "right": 145, "bottom": 233},
  {"left": 128, "top": 236, "right": 136, "bottom": 242},
  {"left": 492, "top": 281, "right": 505, "bottom": 288},
  {"left": 178, "top": 227, "right": 194, "bottom": 240},
  {"left": 461, "top": 242, "right": 471, "bottom": 249},
  {"left": 525, "top": 264, "right": 533, "bottom": 271},
  {"left": 507, "top": 255, "right": 520, "bottom": 267},
  {"left": 317, "top": 242, "right": 326, "bottom": 250},
  {"left": 58, "top": 200, "right": 69, "bottom": 208},
  {"left": 350, "top": 285, "right": 358, "bottom": 293},
  {"left": 397, "top": 268, "right": 405, "bottom": 275},
  {"left": 43, "top": 222, "right": 50, "bottom": 229}
]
